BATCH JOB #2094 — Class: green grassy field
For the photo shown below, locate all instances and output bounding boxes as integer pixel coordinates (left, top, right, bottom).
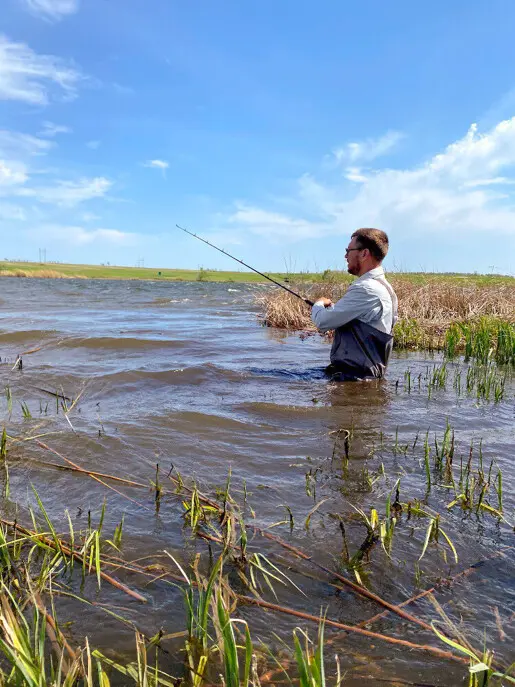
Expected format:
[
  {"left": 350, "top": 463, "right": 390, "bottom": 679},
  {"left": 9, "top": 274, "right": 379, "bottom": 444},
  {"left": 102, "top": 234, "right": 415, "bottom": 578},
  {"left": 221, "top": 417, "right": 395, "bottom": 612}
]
[{"left": 0, "top": 260, "right": 512, "bottom": 285}]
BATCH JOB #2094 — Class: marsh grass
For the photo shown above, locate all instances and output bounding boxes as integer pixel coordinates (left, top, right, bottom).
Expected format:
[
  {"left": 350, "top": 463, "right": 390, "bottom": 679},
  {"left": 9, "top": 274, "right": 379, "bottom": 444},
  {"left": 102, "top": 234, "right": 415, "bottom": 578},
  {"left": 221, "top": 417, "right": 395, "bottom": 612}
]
[
  {"left": 0, "top": 269, "right": 87, "bottom": 279},
  {"left": 445, "top": 318, "right": 515, "bottom": 365},
  {"left": 259, "top": 279, "right": 515, "bottom": 360},
  {"left": 397, "top": 361, "right": 511, "bottom": 402},
  {"left": 0, "top": 396, "right": 514, "bottom": 684}
]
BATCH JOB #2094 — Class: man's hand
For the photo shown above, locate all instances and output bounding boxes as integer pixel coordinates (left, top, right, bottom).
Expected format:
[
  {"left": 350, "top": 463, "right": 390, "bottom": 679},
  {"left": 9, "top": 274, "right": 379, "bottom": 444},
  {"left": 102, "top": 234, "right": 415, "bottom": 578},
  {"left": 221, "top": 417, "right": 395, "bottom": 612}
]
[{"left": 314, "top": 297, "right": 333, "bottom": 308}]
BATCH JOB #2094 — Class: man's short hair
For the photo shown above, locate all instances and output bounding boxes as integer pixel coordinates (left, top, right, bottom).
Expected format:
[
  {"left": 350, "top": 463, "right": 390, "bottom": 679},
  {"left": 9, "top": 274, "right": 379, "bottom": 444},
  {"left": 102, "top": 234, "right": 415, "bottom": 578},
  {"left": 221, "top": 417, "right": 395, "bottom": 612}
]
[{"left": 352, "top": 228, "right": 389, "bottom": 262}]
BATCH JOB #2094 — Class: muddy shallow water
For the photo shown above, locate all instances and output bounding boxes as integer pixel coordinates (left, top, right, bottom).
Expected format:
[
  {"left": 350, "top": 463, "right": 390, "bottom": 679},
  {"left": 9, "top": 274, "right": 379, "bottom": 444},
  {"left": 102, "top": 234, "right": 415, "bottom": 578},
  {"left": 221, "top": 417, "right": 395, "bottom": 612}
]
[{"left": 0, "top": 277, "right": 513, "bottom": 686}]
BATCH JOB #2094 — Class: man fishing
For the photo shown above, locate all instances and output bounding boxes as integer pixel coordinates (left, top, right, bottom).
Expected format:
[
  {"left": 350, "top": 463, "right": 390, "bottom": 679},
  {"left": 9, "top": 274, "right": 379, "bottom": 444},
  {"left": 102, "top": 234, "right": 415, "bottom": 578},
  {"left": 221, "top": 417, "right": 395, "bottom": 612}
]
[
  {"left": 311, "top": 228, "right": 398, "bottom": 381},
  {"left": 177, "top": 223, "right": 397, "bottom": 381}
]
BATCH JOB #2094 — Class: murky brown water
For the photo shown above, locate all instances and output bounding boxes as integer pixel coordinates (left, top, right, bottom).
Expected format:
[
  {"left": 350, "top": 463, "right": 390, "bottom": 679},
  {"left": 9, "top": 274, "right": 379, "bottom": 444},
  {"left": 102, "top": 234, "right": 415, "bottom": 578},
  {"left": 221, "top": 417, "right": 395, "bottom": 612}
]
[{"left": 0, "top": 277, "right": 513, "bottom": 686}]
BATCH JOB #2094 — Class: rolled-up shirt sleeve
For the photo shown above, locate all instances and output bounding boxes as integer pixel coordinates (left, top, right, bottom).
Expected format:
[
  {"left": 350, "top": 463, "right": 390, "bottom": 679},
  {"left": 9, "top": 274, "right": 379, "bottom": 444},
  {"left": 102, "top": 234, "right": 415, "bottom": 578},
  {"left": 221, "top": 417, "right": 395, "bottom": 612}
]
[{"left": 311, "top": 285, "right": 382, "bottom": 333}]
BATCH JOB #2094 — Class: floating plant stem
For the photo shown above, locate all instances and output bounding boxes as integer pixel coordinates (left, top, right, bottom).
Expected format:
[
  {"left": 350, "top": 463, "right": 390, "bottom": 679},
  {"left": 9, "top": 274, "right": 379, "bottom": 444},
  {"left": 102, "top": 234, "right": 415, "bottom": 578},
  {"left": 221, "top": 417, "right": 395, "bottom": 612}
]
[
  {"left": 154, "top": 463, "right": 162, "bottom": 514},
  {"left": 5, "top": 386, "right": 12, "bottom": 418},
  {"left": 424, "top": 434, "right": 431, "bottom": 490},
  {"left": 496, "top": 470, "right": 503, "bottom": 513},
  {"left": 1, "top": 429, "right": 8, "bottom": 499},
  {"left": 283, "top": 505, "right": 294, "bottom": 533}
]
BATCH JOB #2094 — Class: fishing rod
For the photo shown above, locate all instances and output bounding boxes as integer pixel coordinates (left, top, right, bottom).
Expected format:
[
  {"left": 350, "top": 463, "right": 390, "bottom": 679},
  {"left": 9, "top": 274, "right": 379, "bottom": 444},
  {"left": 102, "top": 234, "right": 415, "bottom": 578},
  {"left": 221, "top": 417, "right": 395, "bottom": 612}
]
[{"left": 176, "top": 224, "right": 314, "bottom": 306}]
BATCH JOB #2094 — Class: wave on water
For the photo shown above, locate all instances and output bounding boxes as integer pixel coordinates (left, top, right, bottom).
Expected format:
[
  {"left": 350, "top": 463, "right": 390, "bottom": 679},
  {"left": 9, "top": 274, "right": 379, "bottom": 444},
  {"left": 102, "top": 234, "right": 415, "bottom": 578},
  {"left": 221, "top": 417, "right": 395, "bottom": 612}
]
[
  {"left": 152, "top": 409, "right": 256, "bottom": 431},
  {"left": 248, "top": 366, "right": 327, "bottom": 381},
  {"left": 58, "top": 336, "right": 189, "bottom": 351},
  {"left": 150, "top": 297, "right": 175, "bottom": 306},
  {"left": 95, "top": 363, "right": 246, "bottom": 388},
  {"left": 0, "top": 329, "right": 57, "bottom": 344},
  {"left": 140, "top": 297, "right": 193, "bottom": 306}
]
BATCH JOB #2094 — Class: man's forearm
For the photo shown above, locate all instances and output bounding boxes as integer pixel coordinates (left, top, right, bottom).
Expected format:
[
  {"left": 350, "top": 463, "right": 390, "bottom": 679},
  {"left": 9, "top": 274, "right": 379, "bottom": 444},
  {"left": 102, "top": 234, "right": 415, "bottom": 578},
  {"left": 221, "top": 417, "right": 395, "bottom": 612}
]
[
  {"left": 311, "top": 287, "right": 381, "bottom": 332},
  {"left": 311, "top": 300, "right": 355, "bottom": 332}
]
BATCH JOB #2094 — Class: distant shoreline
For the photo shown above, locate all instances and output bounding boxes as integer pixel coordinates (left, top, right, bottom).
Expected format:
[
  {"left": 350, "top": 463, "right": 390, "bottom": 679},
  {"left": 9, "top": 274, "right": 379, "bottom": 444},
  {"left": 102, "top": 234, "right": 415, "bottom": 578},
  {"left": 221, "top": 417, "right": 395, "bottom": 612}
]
[{"left": 0, "top": 261, "right": 511, "bottom": 285}]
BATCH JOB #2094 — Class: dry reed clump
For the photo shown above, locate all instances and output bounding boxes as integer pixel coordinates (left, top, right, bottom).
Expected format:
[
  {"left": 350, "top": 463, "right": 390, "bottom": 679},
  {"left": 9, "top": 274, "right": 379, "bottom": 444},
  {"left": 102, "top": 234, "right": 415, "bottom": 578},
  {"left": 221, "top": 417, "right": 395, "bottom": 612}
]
[
  {"left": 257, "top": 278, "right": 515, "bottom": 351},
  {"left": 0, "top": 269, "right": 86, "bottom": 279}
]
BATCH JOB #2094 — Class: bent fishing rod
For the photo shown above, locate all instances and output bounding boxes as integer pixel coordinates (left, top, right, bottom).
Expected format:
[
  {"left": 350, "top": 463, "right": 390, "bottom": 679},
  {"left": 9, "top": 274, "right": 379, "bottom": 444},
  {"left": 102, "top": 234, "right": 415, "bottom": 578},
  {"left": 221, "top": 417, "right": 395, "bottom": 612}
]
[{"left": 176, "top": 224, "right": 314, "bottom": 306}]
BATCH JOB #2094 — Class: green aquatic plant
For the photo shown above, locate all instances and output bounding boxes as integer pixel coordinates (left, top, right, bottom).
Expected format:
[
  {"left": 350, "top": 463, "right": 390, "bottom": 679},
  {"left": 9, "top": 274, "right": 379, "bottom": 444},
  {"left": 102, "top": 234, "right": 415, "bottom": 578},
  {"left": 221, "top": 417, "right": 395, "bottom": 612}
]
[
  {"left": 429, "top": 595, "right": 515, "bottom": 687},
  {"left": 5, "top": 386, "right": 12, "bottom": 418},
  {"left": 445, "top": 317, "right": 515, "bottom": 365},
  {"left": 20, "top": 401, "right": 32, "bottom": 419},
  {"left": 419, "top": 514, "right": 458, "bottom": 565},
  {"left": 292, "top": 618, "right": 340, "bottom": 687}
]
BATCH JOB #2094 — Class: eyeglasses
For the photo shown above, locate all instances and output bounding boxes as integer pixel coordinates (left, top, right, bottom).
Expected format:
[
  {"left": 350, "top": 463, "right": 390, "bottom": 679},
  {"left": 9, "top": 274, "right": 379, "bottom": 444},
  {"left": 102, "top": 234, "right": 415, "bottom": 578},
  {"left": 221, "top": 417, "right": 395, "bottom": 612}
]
[{"left": 345, "top": 247, "right": 364, "bottom": 256}]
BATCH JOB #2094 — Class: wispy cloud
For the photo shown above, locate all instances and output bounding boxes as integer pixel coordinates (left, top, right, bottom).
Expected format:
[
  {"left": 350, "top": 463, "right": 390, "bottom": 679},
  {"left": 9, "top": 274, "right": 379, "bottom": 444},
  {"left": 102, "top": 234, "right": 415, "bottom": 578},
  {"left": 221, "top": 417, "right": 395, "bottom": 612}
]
[
  {"left": 202, "top": 230, "right": 243, "bottom": 247},
  {"left": 0, "top": 123, "right": 109, "bottom": 217},
  {"left": 113, "top": 82, "right": 135, "bottom": 96},
  {"left": 0, "top": 34, "right": 83, "bottom": 104},
  {"left": 344, "top": 167, "right": 368, "bottom": 183},
  {"left": 81, "top": 212, "right": 101, "bottom": 222},
  {"left": 0, "top": 161, "right": 28, "bottom": 187},
  {"left": 228, "top": 204, "right": 325, "bottom": 240},
  {"left": 462, "top": 177, "right": 515, "bottom": 188},
  {"left": 0, "top": 129, "right": 51, "bottom": 193},
  {"left": 86, "top": 140, "right": 100, "bottom": 150},
  {"left": 333, "top": 130, "right": 403, "bottom": 165},
  {"left": 0, "top": 203, "right": 26, "bottom": 220},
  {"left": 144, "top": 159, "right": 169, "bottom": 178},
  {"left": 0, "top": 130, "right": 53, "bottom": 157},
  {"left": 144, "top": 159, "right": 169, "bottom": 171},
  {"left": 226, "top": 118, "right": 515, "bottom": 244},
  {"left": 18, "top": 176, "right": 111, "bottom": 206},
  {"left": 39, "top": 121, "right": 72, "bottom": 137},
  {"left": 21, "top": 0, "right": 80, "bottom": 22},
  {"left": 27, "top": 224, "right": 140, "bottom": 246}
]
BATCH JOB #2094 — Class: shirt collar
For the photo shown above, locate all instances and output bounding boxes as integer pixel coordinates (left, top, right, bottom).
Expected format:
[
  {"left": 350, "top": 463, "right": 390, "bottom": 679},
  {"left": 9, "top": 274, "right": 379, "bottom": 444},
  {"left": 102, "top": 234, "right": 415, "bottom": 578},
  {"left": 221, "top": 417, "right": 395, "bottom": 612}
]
[{"left": 355, "top": 266, "right": 385, "bottom": 283}]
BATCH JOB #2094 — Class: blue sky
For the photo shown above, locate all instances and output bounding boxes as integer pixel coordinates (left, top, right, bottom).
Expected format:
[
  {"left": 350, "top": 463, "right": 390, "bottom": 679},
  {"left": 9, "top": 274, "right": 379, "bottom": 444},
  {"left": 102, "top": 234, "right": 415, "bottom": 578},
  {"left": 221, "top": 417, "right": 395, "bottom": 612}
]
[{"left": 1, "top": 0, "right": 515, "bottom": 275}]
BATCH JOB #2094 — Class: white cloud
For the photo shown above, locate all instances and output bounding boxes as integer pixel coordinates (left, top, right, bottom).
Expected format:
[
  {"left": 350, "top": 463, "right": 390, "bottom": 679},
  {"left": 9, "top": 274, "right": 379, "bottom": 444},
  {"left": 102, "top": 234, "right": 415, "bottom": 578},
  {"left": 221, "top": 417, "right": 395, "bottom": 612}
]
[
  {"left": 0, "top": 126, "right": 109, "bottom": 216},
  {"left": 0, "top": 161, "right": 28, "bottom": 187},
  {"left": 0, "top": 203, "right": 26, "bottom": 220},
  {"left": 344, "top": 167, "right": 368, "bottom": 183},
  {"left": 227, "top": 118, "right": 515, "bottom": 242},
  {"left": 203, "top": 230, "right": 243, "bottom": 247},
  {"left": 228, "top": 204, "right": 325, "bottom": 240},
  {"left": 18, "top": 176, "right": 111, "bottom": 206},
  {"left": 0, "top": 130, "right": 50, "bottom": 198},
  {"left": 81, "top": 212, "right": 101, "bottom": 222},
  {"left": 21, "top": 0, "right": 79, "bottom": 21},
  {"left": 462, "top": 177, "right": 515, "bottom": 188},
  {"left": 0, "top": 35, "right": 83, "bottom": 104},
  {"left": 27, "top": 224, "right": 140, "bottom": 246},
  {"left": 40, "top": 121, "right": 72, "bottom": 137},
  {"left": 333, "top": 130, "right": 403, "bottom": 165},
  {"left": 0, "top": 130, "right": 53, "bottom": 158},
  {"left": 144, "top": 159, "right": 169, "bottom": 172}
]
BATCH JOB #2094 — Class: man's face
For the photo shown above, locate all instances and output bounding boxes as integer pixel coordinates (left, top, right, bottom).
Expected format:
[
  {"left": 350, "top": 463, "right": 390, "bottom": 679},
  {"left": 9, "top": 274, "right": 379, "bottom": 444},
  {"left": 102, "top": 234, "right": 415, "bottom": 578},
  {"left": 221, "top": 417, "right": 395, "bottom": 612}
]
[{"left": 345, "top": 237, "right": 363, "bottom": 276}]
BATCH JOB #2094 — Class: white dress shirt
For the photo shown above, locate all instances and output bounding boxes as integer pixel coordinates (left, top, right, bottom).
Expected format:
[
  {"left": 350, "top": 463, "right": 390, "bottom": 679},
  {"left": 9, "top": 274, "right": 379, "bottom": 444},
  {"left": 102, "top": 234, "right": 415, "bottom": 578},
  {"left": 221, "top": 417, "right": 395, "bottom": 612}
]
[{"left": 311, "top": 266, "right": 397, "bottom": 334}]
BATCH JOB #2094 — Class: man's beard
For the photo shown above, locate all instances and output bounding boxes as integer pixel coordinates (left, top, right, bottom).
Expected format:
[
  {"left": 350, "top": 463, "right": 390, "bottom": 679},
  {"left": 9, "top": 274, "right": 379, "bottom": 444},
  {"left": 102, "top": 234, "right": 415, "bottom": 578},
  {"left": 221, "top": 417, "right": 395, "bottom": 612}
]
[{"left": 347, "top": 264, "right": 359, "bottom": 276}]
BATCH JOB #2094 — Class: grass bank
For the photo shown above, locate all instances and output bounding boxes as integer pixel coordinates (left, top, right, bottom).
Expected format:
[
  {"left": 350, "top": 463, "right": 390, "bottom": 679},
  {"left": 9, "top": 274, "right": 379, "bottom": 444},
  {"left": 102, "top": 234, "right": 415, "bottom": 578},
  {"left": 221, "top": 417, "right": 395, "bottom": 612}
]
[
  {"left": 0, "top": 260, "right": 513, "bottom": 285},
  {"left": 0, "top": 261, "right": 310, "bottom": 282},
  {"left": 259, "top": 277, "right": 515, "bottom": 362}
]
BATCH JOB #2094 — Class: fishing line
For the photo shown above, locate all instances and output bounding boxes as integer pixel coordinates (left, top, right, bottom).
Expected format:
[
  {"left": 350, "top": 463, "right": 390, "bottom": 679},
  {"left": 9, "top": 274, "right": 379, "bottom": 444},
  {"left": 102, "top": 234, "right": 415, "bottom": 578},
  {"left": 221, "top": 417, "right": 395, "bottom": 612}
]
[{"left": 176, "top": 224, "right": 314, "bottom": 306}]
